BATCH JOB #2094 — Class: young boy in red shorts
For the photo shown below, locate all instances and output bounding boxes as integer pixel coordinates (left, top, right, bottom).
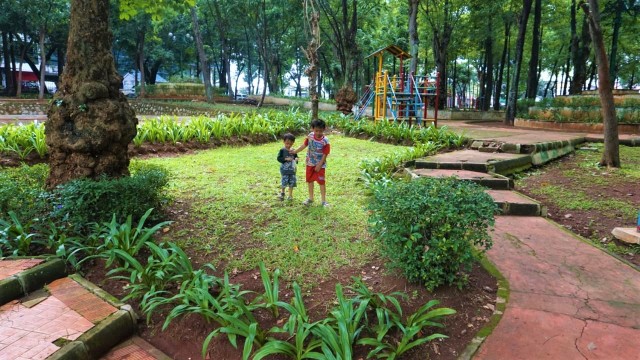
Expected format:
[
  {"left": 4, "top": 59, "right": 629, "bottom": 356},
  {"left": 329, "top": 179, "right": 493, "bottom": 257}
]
[{"left": 292, "top": 119, "right": 330, "bottom": 207}]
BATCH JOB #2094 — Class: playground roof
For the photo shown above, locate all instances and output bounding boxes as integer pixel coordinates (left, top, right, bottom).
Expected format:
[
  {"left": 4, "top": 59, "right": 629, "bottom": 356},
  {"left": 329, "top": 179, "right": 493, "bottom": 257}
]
[{"left": 366, "top": 45, "right": 411, "bottom": 59}]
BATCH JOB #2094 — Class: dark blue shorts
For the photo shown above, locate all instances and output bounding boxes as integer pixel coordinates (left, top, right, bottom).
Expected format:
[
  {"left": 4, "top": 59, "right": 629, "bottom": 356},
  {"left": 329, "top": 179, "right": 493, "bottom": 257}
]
[{"left": 281, "top": 174, "right": 297, "bottom": 188}]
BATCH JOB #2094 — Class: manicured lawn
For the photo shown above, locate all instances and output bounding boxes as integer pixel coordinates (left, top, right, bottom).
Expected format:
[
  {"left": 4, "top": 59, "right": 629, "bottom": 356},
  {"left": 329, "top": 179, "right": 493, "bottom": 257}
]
[{"left": 141, "top": 135, "right": 409, "bottom": 285}]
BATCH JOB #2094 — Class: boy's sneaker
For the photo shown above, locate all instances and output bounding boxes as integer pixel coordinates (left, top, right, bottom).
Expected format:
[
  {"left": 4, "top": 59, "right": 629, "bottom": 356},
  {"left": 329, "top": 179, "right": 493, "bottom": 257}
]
[
  {"left": 278, "top": 193, "right": 285, "bottom": 201},
  {"left": 286, "top": 196, "right": 293, "bottom": 201},
  {"left": 322, "top": 201, "right": 330, "bottom": 207},
  {"left": 302, "top": 198, "right": 313, "bottom": 206}
]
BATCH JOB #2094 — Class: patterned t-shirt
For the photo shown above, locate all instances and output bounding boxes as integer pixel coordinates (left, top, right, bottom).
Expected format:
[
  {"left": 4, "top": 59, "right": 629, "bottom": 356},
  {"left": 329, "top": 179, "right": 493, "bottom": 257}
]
[{"left": 303, "top": 133, "right": 330, "bottom": 168}]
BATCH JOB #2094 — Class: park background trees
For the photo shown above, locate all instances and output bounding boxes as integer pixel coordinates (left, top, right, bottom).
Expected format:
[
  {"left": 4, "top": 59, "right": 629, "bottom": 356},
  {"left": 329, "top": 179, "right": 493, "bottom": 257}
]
[
  {"left": 2, "top": 0, "right": 639, "bottom": 103},
  {"left": 0, "top": 0, "right": 638, "bottom": 181}
]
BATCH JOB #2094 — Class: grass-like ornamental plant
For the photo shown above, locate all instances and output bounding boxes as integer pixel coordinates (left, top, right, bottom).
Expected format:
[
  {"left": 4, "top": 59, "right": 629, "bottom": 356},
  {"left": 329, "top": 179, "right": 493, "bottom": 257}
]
[
  {"left": 356, "top": 299, "right": 455, "bottom": 359},
  {"left": 0, "top": 211, "right": 36, "bottom": 256},
  {"left": 86, "top": 208, "right": 172, "bottom": 268},
  {"left": 255, "top": 262, "right": 281, "bottom": 318},
  {"left": 368, "top": 177, "right": 497, "bottom": 290}
]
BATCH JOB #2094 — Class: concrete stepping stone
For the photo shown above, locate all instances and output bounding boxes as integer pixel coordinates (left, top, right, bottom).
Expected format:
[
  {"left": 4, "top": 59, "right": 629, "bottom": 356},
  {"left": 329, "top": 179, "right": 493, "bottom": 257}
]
[
  {"left": 486, "top": 190, "right": 546, "bottom": 216},
  {"left": 414, "top": 149, "right": 532, "bottom": 175},
  {"left": 611, "top": 227, "right": 640, "bottom": 245},
  {"left": 409, "top": 168, "right": 513, "bottom": 190}
]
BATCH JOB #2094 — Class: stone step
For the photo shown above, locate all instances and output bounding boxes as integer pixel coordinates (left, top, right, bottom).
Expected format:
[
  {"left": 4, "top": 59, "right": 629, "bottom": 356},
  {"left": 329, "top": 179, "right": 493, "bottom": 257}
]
[
  {"left": 0, "top": 257, "right": 67, "bottom": 305},
  {"left": 414, "top": 149, "right": 532, "bottom": 175},
  {"left": 101, "top": 336, "right": 171, "bottom": 360},
  {"left": 408, "top": 168, "right": 513, "bottom": 190},
  {"left": 486, "top": 190, "right": 547, "bottom": 216}
]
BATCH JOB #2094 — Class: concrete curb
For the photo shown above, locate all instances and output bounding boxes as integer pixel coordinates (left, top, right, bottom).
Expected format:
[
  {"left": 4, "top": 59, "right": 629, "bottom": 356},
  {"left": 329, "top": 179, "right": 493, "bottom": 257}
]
[
  {"left": 0, "top": 258, "right": 66, "bottom": 305},
  {"left": 458, "top": 255, "right": 510, "bottom": 360},
  {"left": 48, "top": 310, "right": 136, "bottom": 360},
  {"left": 68, "top": 273, "right": 125, "bottom": 309}
]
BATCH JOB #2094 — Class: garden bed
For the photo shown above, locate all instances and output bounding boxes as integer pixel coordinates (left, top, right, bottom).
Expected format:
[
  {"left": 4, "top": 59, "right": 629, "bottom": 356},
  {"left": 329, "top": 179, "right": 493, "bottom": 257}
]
[{"left": 517, "top": 144, "right": 640, "bottom": 269}]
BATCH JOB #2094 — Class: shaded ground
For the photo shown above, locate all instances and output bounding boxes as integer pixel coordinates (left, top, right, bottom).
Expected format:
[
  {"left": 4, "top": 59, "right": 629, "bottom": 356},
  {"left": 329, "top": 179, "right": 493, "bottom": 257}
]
[{"left": 517, "top": 146, "right": 640, "bottom": 268}]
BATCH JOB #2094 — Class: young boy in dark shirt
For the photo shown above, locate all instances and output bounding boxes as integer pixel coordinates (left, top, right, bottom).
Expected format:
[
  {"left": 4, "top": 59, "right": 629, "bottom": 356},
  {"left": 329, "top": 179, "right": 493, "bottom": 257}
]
[{"left": 277, "top": 133, "right": 298, "bottom": 201}]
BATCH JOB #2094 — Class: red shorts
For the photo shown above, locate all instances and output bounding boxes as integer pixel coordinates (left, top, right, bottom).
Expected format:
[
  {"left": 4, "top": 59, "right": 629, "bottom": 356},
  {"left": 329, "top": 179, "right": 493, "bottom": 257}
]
[{"left": 306, "top": 165, "right": 326, "bottom": 184}]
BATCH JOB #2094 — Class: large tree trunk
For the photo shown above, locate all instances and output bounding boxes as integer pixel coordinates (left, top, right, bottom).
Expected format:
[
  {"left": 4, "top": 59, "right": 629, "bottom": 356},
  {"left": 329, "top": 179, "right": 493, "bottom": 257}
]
[
  {"left": 505, "top": 0, "right": 533, "bottom": 125},
  {"left": 45, "top": 0, "right": 137, "bottom": 189},
  {"left": 580, "top": 0, "right": 619, "bottom": 167},
  {"left": 408, "top": 0, "right": 419, "bottom": 75},
  {"left": 191, "top": 7, "right": 213, "bottom": 102},
  {"left": 525, "top": 0, "right": 541, "bottom": 99}
]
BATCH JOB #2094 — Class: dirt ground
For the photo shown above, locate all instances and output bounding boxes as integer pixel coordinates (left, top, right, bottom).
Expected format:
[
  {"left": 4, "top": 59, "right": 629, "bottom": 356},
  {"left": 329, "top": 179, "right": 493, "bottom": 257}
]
[
  {"left": 85, "top": 256, "right": 496, "bottom": 360},
  {"left": 517, "top": 150, "right": 640, "bottom": 269},
  {"left": 9, "top": 139, "right": 498, "bottom": 360}
]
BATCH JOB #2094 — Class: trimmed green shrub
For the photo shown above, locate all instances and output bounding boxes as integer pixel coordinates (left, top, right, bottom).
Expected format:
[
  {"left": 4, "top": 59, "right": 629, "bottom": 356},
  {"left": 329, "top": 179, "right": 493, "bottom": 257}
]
[
  {"left": 0, "top": 164, "right": 49, "bottom": 223},
  {"left": 49, "top": 164, "right": 170, "bottom": 229},
  {"left": 368, "top": 177, "right": 496, "bottom": 290}
]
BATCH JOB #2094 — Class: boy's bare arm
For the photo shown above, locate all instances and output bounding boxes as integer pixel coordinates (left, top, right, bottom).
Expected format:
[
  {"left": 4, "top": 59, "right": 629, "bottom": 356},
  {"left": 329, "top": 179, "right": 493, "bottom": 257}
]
[
  {"left": 315, "top": 154, "right": 328, "bottom": 172},
  {"left": 292, "top": 143, "right": 307, "bottom": 154}
]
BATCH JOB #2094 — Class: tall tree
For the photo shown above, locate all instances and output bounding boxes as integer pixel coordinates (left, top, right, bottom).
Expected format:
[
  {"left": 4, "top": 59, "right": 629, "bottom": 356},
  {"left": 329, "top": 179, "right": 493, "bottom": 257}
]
[
  {"left": 525, "top": 0, "right": 542, "bottom": 99},
  {"left": 408, "top": 0, "right": 419, "bottom": 75},
  {"left": 190, "top": 7, "right": 213, "bottom": 102},
  {"left": 570, "top": 0, "right": 591, "bottom": 94},
  {"left": 303, "top": 0, "right": 321, "bottom": 120},
  {"left": 505, "top": 0, "right": 532, "bottom": 125},
  {"left": 422, "top": 0, "right": 464, "bottom": 109},
  {"left": 580, "top": 0, "right": 619, "bottom": 167},
  {"left": 318, "top": 0, "right": 360, "bottom": 114},
  {"left": 46, "top": 0, "right": 194, "bottom": 188}
]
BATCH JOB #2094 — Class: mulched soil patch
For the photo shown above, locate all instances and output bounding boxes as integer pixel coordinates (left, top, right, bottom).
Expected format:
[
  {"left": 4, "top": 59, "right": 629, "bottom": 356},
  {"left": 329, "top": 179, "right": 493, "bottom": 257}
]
[
  {"left": 84, "top": 255, "right": 497, "bottom": 360},
  {"left": 517, "top": 152, "right": 640, "bottom": 268}
]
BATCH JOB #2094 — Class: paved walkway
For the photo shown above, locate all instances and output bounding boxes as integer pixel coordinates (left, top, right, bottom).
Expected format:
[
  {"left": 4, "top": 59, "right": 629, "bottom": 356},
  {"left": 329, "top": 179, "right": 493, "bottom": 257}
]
[{"left": 475, "top": 217, "right": 640, "bottom": 359}]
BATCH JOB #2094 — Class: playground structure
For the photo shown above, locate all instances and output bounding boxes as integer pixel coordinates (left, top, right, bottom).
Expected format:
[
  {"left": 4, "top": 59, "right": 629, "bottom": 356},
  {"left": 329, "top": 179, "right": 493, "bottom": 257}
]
[{"left": 355, "top": 45, "right": 439, "bottom": 127}]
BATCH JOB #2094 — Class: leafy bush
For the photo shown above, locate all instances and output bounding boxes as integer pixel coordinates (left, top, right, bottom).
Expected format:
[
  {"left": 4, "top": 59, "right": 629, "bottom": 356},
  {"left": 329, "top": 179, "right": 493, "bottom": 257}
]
[
  {"left": 368, "top": 177, "right": 497, "bottom": 290},
  {"left": 49, "top": 164, "right": 170, "bottom": 228},
  {"left": 0, "top": 164, "right": 49, "bottom": 223}
]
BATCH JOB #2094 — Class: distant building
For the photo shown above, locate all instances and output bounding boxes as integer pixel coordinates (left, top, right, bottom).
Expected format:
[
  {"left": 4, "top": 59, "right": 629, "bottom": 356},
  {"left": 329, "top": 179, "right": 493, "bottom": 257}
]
[{"left": 121, "top": 71, "right": 168, "bottom": 95}]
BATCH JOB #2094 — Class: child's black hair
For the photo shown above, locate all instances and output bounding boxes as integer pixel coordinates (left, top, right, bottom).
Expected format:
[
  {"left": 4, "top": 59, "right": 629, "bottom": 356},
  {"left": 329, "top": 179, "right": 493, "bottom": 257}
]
[
  {"left": 310, "top": 119, "right": 326, "bottom": 129},
  {"left": 282, "top": 133, "right": 296, "bottom": 142}
]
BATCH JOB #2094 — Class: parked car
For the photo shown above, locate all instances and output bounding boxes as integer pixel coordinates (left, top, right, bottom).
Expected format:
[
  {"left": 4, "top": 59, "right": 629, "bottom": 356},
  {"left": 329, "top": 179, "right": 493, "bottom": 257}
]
[{"left": 235, "top": 93, "right": 248, "bottom": 101}]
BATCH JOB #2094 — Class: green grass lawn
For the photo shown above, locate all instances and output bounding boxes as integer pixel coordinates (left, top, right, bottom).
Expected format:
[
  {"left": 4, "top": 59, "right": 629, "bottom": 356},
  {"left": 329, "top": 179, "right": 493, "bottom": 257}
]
[{"left": 140, "top": 135, "right": 408, "bottom": 286}]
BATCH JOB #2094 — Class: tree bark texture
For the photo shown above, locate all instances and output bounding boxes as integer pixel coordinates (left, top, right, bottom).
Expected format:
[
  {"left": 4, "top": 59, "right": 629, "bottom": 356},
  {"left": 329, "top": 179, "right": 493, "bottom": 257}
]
[
  {"left": 45, "top": 0, "right": 137, "bottom": 189},
  {"left": 494, "top": 21, "right": 510, "bottom": 110},
  {"left": 580, "top": 0, "right": 619, "bottom": 167},
  {"left": 570, "top": 0, "right": 591, "bottom": 94},
  {"left": 525, "top": 0, "right": 541, "bottom": 99},
  {"left": 505, "top": 0, "right": 532, "bottom": 125},
  {"left": 191, "top": 7, "right": 213, "bottom": 102}
]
